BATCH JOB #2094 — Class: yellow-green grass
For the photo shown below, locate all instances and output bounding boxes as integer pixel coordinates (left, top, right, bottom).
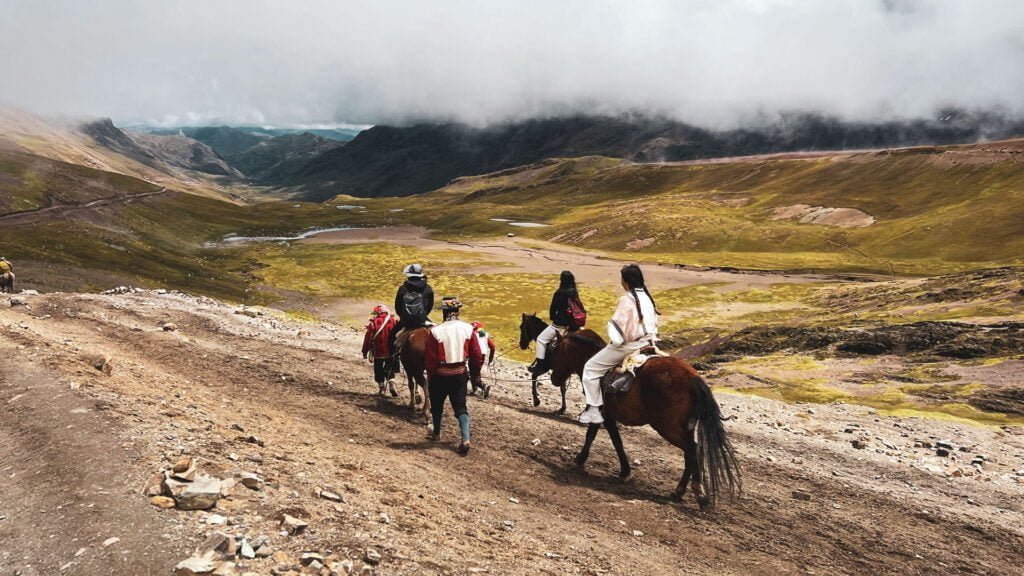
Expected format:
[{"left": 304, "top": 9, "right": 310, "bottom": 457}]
[{"left": 729, "top": 377, "right": 1024, "bottom": 426}]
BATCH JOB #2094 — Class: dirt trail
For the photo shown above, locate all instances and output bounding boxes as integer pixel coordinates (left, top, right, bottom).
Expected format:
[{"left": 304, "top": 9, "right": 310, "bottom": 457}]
[
  {"left": 0, "top": 188, "right": 169, "bottom": 224},
  {"left": 1, "top": 291, "right": 1022, "bottom": 575}
]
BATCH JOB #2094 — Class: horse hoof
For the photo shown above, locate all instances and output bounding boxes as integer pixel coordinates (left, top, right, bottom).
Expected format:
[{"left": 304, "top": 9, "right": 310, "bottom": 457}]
[
  {"left": 670, "top": 491, "right": 684, "bottom": 503},
  {"left": 618, "top": 469, "right": 632, "bottom": 481},
  {"left": 532, "top": 398, "right": 541, "bottom": 408},
  {"left": 556, "top": 407, "right": 566, "bottom": 415},
  {"left": 573, "top": 455, "right": 586, "bottom": 468}
]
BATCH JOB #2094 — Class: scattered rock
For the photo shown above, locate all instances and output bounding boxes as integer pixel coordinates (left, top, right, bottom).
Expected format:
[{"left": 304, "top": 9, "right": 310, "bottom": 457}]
[
  {"left": 316, "top": 488, "right": 344, "bottom": 502},
  {"left": 172, "top": 457, "right": 197, "bottom": 481},
  {"left": 150, "top": 496, "right": 176, "bottom": 509},
  {"left": 299, "top": 552, "right": 324, "bottom": 566},
  {"left": 631, "top": 530, "right": 644, "bottom": 537},
  {"left": 91, "top": 354, "right": 114, "bottom": 375},
  {"left": 9, "top": 296, "right": 26, "bottom": 307},
  {"left": 102, "top": 537, "right": 120, "bottom": 548},
  {"left": 239, "top": 472, "right": 263, "bottom": 490},
  {"left": 936, "top": 448, "right": 951, "bottom": 457},
  {"left": 170, "top": 475, "right": 222, "bottom": 510},
  {"left": 852, "top": 439, "right": 868, "bottom": 450},
  {"left": 245, "top": 435, "right": 264, "bottom": 447},
  {"left": 197, "top": 532, "right": 238, "bottom": 559},
  {"left": 142, "top": 472, "right": 165, "bottom": 496},
  {"left": 239, "top": 539, "right": 256, "bottom": 559},
  {"left": 174, "top": 555, "right": 217, "bottom": 576},
  {"left": 364, "top": 549, "right": 382, "bottom": 565},
  {"left": 281, "top": 514, "right": 308, "bottom": 535},
  {"left": 791, "top": 490, "right": 813, "bottom": 502},
  {"left": 162, "top": 322, "right": 178, "bottom": 332}
]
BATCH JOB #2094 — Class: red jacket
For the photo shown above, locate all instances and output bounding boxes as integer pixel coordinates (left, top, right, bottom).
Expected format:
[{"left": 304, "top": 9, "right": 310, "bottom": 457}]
[
  {"left": 362, "top": 314, "right": 397, "bottom": 359},
  {"left": 426, "top": 319, "right": 484, "bottom": 379}
]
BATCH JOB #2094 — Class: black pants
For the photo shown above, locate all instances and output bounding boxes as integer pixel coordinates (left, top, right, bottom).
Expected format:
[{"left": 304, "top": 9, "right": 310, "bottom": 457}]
[
  {"left": 429, "top": 372, "right": 469, "bottom": 438},
  {"left": 372, "top": 358, "right": 394, "bottom": 384}
]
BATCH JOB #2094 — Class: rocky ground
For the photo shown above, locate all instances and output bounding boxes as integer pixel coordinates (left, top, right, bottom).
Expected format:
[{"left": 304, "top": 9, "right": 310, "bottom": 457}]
[{"left": 2, "top": 290, "right": 1023, "bottom": 575}]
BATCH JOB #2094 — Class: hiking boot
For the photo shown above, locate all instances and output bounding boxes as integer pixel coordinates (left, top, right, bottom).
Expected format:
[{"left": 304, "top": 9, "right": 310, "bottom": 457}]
[
  {"left": 482, "top": 384, "right": 491, "bottom": 399},
  {"left": 457, "top": 440, "right": 471, "bottom": 455},
  {"left": 377, "top": 383, "right": 386, "bottom": 396},
  {"left": 528, "top": 358, "right": 549, "bottom": 378},
  {"left": 578, "top": 405, "right": 604, "bottom": 425},
  {"left": 425, "top": 424, "right": 440, "bottom": 441},
  {"left": 387, "top": 379, "right": 399, "bottom": 397}
]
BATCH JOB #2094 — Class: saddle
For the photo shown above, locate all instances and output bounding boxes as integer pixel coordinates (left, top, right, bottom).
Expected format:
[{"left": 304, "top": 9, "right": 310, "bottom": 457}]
[{"left": 601, "top": 345, "right": 668, "bottom": 395}]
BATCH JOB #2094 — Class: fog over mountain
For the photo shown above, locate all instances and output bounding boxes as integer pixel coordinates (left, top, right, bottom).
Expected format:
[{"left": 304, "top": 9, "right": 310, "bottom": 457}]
[{"left": 1, "top": 1, "right": 1023, "bottom": 128}]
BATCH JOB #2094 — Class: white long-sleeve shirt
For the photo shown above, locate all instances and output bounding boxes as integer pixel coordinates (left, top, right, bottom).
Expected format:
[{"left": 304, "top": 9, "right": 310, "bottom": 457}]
[{"left": 607, "top": 289, "right": 658, "bottom": 346}]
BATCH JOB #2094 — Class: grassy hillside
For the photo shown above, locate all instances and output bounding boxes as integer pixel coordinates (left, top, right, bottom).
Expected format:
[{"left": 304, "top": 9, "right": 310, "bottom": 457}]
[{"left": 346, "top": 141, "right": 1024, "bottom": 275}]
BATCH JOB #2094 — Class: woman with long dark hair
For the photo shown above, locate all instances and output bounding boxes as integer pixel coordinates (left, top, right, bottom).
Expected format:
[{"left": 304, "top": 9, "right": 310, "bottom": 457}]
[
  {"left": 530, "top": 270, "right": 586, "bottom": 377},
  {"left": 578, "top": 264, "right": 659, "bottom": 424}
]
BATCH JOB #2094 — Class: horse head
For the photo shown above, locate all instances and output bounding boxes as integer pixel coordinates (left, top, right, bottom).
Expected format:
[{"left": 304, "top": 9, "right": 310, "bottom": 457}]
[{"left": 518, "top": 312, "right": 545, "bottom": 350}]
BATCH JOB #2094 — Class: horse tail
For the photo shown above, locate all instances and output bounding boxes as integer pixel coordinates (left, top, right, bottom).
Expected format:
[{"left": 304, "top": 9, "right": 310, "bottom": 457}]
[{"left": 691, "top": 375, "right": 741, "bottom": 507}]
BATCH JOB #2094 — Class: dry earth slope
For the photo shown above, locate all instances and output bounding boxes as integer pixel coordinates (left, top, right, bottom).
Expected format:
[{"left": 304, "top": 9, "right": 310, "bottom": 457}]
[{"left": 2, "top": 290, "right": 1023, "bottom": 575}]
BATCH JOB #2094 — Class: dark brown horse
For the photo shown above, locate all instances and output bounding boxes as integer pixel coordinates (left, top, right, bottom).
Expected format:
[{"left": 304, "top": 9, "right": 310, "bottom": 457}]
[
  {"left": 521, "top": 314, "right": 741, "bottom": 509},
  {"left": 519, "top": 313, "right": 603, "bottom": 414},
  {"left": 396, "top": 328, "right": 431, "bottom": 419},
  {"left": 0, "top": 272, "right": 13, "bottom": 294}
]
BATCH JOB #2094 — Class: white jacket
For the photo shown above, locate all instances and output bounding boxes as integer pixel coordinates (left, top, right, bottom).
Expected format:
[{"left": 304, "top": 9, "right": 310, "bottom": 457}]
[{"left": 607, "top": 289, "right": 658, "bottom": 346}]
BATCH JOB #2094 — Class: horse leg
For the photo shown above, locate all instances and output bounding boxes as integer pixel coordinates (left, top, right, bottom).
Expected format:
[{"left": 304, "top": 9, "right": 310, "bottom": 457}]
[
  {"left": 672, "top": 429, "right": 698, "bottom": 503},
  {"left": 407, "top": 370, "right": 416, "bottom": 410},
  {"left": 574, "top": 423, "right": 600, "bottom": 468},
  {"left": 604, "top": 418, "right": 631, "bottom": 480},
  {"left": 420, "top": 375, "right": 430, "bottom": 422},
  {"left": 531, "top": 376, "right": 540, "bottom": 407},
  {"left": 558, "top": 381, "right": 567, "bottom": 415}
]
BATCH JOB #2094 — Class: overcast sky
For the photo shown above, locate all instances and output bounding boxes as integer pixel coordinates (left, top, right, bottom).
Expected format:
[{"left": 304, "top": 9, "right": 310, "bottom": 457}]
[{"left": 1, "top": 0, "right": 1022, "bottom": 128}]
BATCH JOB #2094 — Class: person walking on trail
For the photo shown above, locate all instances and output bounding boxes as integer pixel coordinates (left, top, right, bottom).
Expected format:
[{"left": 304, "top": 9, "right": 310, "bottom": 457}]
[
  {"left": 425, "top": 297, "right": 484, "bottom": 455},
  {"left": 362, "top": 304, "right": 399, "bottom": 397},
  {"left": 530, "top": 270, "right": 587, "bottom": 377},
  {"left": 579, "top": 264, "right": 659, "bottom": 425},
  {"left": 470, "top": 321, "right": 495, "bottom": 398},
  {"left": 392, "top": 263, "right": 435, "bottom": 350}
]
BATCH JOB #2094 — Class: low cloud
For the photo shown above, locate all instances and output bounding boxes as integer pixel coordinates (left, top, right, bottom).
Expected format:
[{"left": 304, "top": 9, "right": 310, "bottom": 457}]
[{"left": 1, "top": 0, "right": 1022, "bottom": 128}]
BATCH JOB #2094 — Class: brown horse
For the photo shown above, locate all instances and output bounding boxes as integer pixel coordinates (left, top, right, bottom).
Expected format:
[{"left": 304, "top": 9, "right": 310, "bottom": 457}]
[
  {"left": 0, "top": 271, "right": 14, "bottom": 294},
  {"left": 519, "top": 313, "right": 603, "bottom": 414},
  {"left": 396, "top": 327, "right": 431, "bottom": 419},
  {"left": 521, "top": 314, "right": 741, "bottom": 510}
]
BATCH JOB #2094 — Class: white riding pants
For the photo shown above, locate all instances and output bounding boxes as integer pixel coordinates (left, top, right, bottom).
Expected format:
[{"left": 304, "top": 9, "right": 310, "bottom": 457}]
[
  {"left": 581, "top": 340, "right": 648, "bottom": 407},
  {"left": 535, "top": 325, "right": 563, "bottom": 360}
]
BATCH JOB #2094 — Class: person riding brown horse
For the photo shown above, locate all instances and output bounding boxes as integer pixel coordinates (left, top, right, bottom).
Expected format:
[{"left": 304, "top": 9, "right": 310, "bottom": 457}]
[
  {"left": 519, "top": 313, "right": 602, "bottom": 414},
  {"left": 520, "top": 265, "right": 741, "bottom": 509},
  {"left": 529, "top": 270, "right": 587, "bottom": 377}
]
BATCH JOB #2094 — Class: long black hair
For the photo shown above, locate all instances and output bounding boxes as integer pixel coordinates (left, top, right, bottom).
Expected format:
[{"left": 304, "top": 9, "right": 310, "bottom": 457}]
[
  {"left": 557, "top": 270, "right": 578, "bottom": 297},
  {"left": 621, "top": 264, "right": 659, "bottom": 323}
]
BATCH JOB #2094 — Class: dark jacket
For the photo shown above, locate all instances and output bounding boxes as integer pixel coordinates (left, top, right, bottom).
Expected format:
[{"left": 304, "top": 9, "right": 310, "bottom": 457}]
[
  {"left": 549, "top": 288, "right": 583, "bottom": 328},
  {"left": 395, "top": 276, "right": 434, "bottom": 326}
]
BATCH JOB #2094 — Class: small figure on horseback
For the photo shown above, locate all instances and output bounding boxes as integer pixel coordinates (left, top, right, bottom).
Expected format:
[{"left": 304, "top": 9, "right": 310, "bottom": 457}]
[
  {"left": 425, "top": 296, "right": 484, "bottom": 455},
  {"left": 519, "top": 270, "right": 599, "bottom": 414},
  {"left": 529, "top": 271, "right": 587, "bottom": 377},
  {"left": 0, "top": 257, "right": 14, "bottom": 294},
  {"left": 391, "top": 264, "right": 435, "bottom": 415},
  {"left": 361, "top": 304, "right": 399, "bottom": 397}
]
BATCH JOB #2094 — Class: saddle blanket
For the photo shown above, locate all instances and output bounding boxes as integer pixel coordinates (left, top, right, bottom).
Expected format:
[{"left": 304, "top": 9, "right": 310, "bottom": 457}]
[{"left": 601, "top": 345, "right": 669, "bottom": 394}]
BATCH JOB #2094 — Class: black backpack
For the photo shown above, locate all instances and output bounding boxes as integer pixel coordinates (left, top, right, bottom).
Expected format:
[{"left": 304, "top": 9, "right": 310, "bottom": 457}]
[{"left": 402, "top": 290, "right": 425, "bottom": 320}]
